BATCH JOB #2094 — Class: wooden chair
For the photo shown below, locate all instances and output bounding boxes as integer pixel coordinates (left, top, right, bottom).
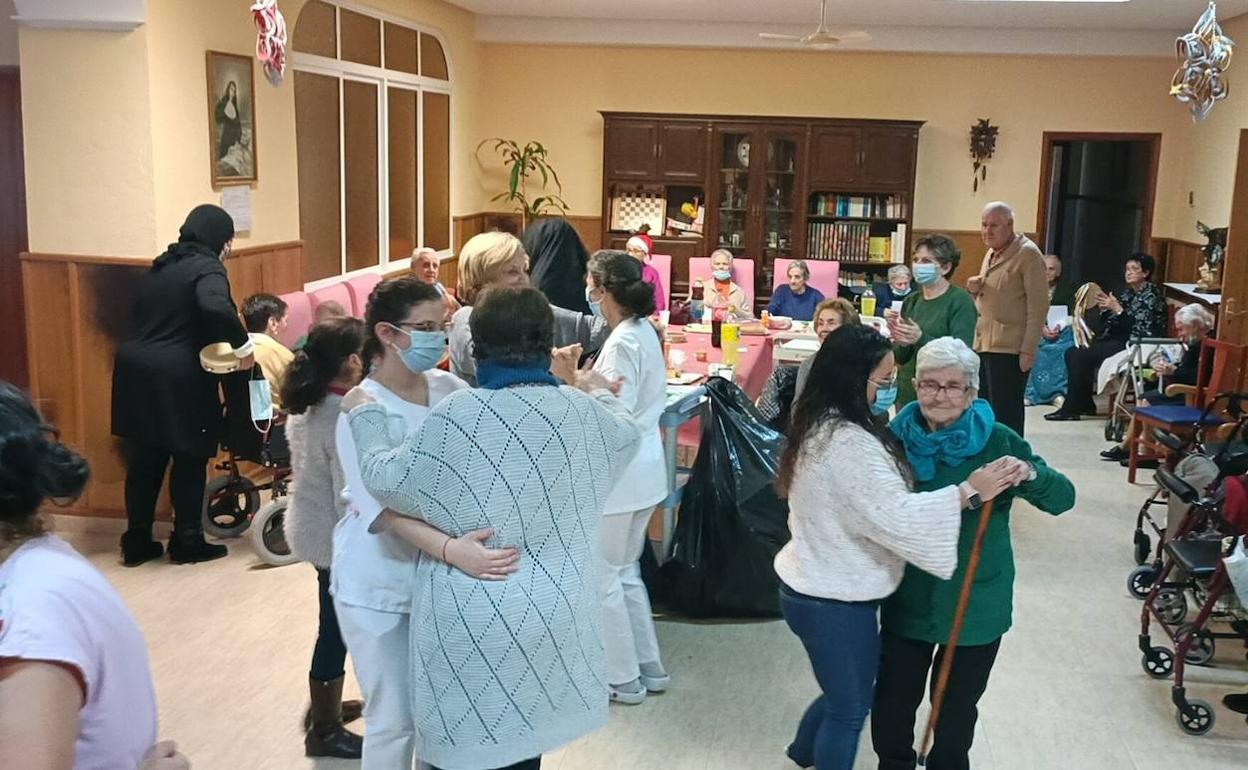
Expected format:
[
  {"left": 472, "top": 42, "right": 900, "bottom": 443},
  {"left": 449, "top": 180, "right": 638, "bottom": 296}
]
[{"left": 1127, "top": 338, "right": 1246, "bottom": 483}]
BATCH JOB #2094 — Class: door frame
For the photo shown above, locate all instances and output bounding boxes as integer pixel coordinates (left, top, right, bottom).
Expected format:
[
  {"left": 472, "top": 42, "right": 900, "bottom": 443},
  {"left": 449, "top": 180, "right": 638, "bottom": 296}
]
[{"left": 1035, "top": 131, "right": 1162, "bottom": 255}]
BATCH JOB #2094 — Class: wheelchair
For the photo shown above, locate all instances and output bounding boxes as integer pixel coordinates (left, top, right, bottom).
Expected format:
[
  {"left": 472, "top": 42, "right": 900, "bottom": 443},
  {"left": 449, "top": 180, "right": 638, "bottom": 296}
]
[{"left": 202, "top": 371, "right": 298, "bottom": 566}]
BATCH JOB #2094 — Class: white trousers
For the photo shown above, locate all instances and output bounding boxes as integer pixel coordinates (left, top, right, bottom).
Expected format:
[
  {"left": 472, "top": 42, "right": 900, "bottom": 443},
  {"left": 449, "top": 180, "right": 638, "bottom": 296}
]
[
  {"left": 599, "top": 506, "right": 663, "bottom": 686},
  {"left": 335, "top": 602, "right": 422, "bottom": 770}
]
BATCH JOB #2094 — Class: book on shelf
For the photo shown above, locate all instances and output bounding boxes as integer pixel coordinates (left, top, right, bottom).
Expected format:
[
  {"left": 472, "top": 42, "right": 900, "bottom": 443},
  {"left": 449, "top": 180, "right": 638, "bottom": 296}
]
[
  {"left": 809, "top": 193, "right": 908, "bottom": 219},
  {"left": 889, "top": 224, "right": 908, "bottom": 264}
]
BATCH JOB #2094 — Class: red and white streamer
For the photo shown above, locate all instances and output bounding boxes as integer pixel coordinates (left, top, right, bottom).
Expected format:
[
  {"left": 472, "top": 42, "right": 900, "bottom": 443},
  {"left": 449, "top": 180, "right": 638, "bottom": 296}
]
[{"left": 252, "top": 0, "right": 288, "bottom": 86}]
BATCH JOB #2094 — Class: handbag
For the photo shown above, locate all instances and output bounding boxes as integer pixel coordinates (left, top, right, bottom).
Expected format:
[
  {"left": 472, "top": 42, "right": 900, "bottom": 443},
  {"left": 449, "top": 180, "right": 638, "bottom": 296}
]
[{"left": 669, "top": 299, "right": 692, "bottom": 326}]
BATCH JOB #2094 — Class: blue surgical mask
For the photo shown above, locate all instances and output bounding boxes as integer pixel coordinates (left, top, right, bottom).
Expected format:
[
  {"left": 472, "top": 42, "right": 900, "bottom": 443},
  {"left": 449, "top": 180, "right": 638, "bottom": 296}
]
[
  {"left": 585, "top": 287, "right": 603, "bottom": 318},
  {"left": 713, "top": 269, "right": 732, "bottom": 282},
  {"left": 388, "top": 325, "right": 447, "bottom": 373},
  {"left": 891, "top": 285, "right": 911, "bottom": 298},
  {"left": 913, "top": 263, "right": 939, "bottom": 285},
  {"left": 871, "top": 383, "right": 899, "bottom": 415}
]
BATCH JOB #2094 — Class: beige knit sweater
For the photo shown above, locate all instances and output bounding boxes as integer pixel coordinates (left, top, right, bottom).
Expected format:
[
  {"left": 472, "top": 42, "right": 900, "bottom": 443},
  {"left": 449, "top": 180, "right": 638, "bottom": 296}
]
[
  {"left": 969, "top": 233, "right": 1049, "bottom": 357},
  {"left": 285, "top": 393, "right": 348, "bottom": 569},
  {"left": 774, "top": 419, "right": 963, "bottom": 601}
]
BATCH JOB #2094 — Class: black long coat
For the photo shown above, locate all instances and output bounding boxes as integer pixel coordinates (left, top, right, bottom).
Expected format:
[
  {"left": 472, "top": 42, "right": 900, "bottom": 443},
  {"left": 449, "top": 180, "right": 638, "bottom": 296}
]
[{"left": 111, "top": 247, "right": 249, "bottom": 458}]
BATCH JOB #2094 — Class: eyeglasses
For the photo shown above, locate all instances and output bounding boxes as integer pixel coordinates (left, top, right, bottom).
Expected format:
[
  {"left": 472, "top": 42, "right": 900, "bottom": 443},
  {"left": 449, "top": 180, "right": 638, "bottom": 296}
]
[
  {"left": 915, "top": 380, "right": 973, "bottom": 398},
  {"left": 392, "top": 321, "right": 449, "bottom": 333},
  {"left": 869, "top": 374, "right": 898, "bottom": 389}
]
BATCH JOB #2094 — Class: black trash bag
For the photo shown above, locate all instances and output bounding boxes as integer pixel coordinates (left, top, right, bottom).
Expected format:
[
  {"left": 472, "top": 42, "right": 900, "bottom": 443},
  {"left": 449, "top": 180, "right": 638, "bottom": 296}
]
[{"left": 651, "top": 376, "right": 791, "bottom": 618}]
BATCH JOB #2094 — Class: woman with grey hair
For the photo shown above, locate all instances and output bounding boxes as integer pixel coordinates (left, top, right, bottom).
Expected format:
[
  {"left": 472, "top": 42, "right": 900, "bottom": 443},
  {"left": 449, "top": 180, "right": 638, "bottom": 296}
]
[
  {"left": 1099, "top": 302, "right": 1216, "bottom": 465},
  {"left": 767, "top": 259, "right": 825, "bottom": 321},
  {"left": 873, "top": 337, "right": 1074, "bottom": 770},
  {"left": 870, "top": 265, "right": 913, "bottom": 317},
  {"left": 886, "top": 235, "right": 977, "bottom": 406}
]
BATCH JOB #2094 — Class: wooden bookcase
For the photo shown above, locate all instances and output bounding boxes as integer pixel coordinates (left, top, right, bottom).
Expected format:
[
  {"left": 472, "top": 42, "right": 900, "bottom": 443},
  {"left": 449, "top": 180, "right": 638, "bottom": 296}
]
[{"left": 600, "top": 112, "right": 922, "bottom": 305}]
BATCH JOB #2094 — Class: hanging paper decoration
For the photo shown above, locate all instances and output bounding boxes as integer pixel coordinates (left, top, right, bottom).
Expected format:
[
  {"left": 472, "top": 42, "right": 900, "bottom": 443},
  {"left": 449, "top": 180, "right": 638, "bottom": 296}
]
[
  {"left": 251, "top": 0, "right": 288, "bottom": 87},
  {"left": 1170, "top": 2, "right": 1234, "bottom": 122},
  {"left": 969, "top": 118, "right": 998, "bottom": 193}
]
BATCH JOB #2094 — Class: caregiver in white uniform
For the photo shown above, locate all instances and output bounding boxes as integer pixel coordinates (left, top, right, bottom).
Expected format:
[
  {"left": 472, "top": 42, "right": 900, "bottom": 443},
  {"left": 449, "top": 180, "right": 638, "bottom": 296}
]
[
  {"left": 584, "top": 249, "right": 671, "bottom": 705},
  {"left": 332, "top": 278, "right": 519, "bottom": 769}
]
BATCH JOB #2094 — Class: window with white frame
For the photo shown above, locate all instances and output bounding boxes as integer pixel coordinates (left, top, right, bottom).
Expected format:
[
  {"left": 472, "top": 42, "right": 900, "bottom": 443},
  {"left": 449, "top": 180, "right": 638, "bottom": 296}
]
[{"left": 292, "top": 0, "right": 451, "bottom": 285}]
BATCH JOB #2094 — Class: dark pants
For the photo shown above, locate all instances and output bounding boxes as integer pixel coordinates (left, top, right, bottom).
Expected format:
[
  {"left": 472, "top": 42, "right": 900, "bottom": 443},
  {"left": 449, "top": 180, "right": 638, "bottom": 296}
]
[
  {"left": 780, "top": 583, "right": 881, "bottom": 770},
  {"left": 310, "top": 568, "right": 348, "bottom": 682},
  {"left": 432, "top": 760, "right": 540, "bottom": 770},
  {"left": 977, "top": 353, "right": 1027, "bottom": 437},
  {"left": 870, "top": 632, "right": 1002, "bottom": 770},
  {"left": 1061, "top": 338, "right": 1126, "bottom": 415},
  {"left": 123, "top": 442, "right": 208, "bottom": 542}
]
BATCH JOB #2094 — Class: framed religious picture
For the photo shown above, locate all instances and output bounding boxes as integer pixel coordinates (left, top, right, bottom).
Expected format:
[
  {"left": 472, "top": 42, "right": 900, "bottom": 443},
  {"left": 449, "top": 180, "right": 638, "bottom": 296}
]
[{"left": 206, "top": 51, "right": 258, "bottom": 187}]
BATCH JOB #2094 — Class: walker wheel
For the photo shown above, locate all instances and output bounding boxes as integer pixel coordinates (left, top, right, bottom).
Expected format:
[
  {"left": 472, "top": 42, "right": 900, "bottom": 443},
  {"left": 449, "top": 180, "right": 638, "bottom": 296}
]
[
  {"left": 1142, "top": 646, "right": 1175, "bottom": 678},
  {"left": 1133, "top": 530, "right": 1152, "bottom": 566},
  {"left": 249, "top": 496, "right": 298, "bottom": 567},
  {"left": 1178, "top": 625, "right": 1216, "bottom": 666},
  {"left": 1175, "top": 698, "right": 1215, "bottom": 735},
  {"left": 1155, "top": 588, "right": 1188, "bottom": 625},
  {"left": 1128, "top": 565, "right": 1158, "bottom": 599},
  {"left": 202, "top": 475, "right": 260, "bottom": 539}
]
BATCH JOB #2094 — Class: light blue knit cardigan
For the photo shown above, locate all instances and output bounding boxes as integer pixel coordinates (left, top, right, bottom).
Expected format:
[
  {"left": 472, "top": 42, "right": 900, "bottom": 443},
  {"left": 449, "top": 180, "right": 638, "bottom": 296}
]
[{"left": 348, "top": 384, "right": 641, "bottom": 770}]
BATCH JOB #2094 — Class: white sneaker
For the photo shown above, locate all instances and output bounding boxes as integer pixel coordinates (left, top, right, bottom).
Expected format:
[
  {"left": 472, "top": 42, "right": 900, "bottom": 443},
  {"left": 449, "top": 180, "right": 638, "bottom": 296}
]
[
  {"left": 638, "top": 662, "right": 671, "bottom": 693},
  {"left": 609, "top": 678, "right": 647, "bottom": 705}
]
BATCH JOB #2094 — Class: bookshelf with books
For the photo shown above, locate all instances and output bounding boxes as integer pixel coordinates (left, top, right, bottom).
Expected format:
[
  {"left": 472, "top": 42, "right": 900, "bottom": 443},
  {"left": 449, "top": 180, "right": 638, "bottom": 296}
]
[{"left": 806, "top": 191, "right": 911, "bottom": 271}]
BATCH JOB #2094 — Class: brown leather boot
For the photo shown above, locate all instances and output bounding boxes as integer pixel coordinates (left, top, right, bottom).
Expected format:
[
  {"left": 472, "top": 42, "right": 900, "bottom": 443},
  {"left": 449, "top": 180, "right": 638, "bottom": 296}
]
[{"left": 304, "top": 676, "right": 363, "bottom": 758}]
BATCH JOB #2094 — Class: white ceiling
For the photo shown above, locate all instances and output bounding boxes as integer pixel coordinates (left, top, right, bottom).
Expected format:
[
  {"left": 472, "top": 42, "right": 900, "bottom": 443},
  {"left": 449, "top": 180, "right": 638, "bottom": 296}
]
[
  {"left": 456, "top": 0, "right": 1247, "bottom": 30},
  {"left": 458, "top": 0, "right": 1248, "bottom": 56}
]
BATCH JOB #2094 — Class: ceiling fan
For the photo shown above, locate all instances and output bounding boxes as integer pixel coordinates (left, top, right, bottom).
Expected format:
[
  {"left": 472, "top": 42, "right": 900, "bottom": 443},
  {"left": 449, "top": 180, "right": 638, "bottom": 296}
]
[{"left": 758, "top": 0, "right": 871, "bottom": 49}]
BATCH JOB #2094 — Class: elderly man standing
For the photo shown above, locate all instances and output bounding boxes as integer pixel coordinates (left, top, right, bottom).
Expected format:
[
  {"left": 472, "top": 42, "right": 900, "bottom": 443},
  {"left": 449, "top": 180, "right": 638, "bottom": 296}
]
[{"left": 965, "top": 202, "right": 1048, "bottom": 436}]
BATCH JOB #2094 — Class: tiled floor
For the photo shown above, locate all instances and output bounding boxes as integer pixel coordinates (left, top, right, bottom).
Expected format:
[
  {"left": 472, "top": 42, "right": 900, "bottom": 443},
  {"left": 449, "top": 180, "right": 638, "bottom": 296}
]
[{"left": 56, "top": 405, "right": 1248, "bottom": 769}]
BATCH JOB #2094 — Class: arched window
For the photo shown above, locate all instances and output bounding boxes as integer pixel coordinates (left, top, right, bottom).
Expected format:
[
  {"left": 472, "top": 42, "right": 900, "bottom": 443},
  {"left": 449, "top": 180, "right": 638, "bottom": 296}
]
[{"left": 292, "top": 0, "right": 451, "bottom": 284}]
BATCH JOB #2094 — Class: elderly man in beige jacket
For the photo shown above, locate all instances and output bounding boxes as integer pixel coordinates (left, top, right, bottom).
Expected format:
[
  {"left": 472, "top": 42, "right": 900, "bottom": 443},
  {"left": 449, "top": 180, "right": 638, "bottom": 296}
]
[{"left": 965, "top": 201, "right": 1048, "bottom": 436}]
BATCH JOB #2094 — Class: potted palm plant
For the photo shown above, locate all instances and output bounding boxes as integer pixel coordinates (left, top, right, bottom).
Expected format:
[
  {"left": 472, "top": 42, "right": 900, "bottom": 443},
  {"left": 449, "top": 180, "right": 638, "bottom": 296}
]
[{"left": 477, "top": 138, "right": 569, "bottom": 229}]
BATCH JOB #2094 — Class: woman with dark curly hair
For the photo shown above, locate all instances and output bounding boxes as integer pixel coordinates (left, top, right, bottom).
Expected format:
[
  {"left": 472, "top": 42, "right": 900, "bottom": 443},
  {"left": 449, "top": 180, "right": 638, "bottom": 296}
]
[{"left": 0, "top": 382, "right": 187, "bottom": 770}]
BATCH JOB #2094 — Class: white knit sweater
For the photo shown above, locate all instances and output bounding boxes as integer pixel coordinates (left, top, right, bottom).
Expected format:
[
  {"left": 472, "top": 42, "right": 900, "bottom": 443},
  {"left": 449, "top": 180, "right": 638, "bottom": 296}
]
[
  {"left": 774, "top": 419, "right": 963, "bottom": 601},
  {"left": 348, "top": 383, "right": 641, "bottom": 770},
  {"left": 285, "top": 394, "right": 347, "bottom": 569}
]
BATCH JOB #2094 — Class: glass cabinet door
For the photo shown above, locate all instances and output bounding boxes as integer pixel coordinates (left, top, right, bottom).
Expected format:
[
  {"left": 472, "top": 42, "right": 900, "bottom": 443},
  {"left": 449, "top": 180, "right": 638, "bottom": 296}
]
[
  {"left": 762, "top": 132, "right": 799, "bottom": 263},
  {"left": 715, "top": 130, "right": 752, "bottom": 255}
]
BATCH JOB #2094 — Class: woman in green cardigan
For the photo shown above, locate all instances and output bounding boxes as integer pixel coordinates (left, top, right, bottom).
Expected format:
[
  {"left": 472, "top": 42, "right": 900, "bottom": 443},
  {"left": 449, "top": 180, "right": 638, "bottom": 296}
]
[
  {"left": 887, "top": 234, "right": 978, "bottom": 407},
  {"left": 872, "top": 337, "right": 1075, "bottom": 770}
]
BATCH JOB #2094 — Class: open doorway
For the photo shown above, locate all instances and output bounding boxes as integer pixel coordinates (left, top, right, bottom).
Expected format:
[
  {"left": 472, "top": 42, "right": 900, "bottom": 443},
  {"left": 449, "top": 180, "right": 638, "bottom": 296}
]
[{"left": 1037, "top": 132, "right": 1161, "bottom": 291}]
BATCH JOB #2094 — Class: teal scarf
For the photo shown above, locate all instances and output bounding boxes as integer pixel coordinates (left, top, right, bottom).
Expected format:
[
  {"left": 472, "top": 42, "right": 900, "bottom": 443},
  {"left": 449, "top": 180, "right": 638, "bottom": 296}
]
[
  {"left": 475, "top": 357, "right": 559, "bottom": 390},
  {"left": 889, "top": 399, "right": 995, "bottom": 482}
]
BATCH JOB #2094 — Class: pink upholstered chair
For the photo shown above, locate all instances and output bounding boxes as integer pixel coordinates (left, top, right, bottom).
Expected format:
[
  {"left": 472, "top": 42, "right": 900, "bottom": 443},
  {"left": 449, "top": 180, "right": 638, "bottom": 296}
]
[
  {"left": 276, "top": 291, "right": 313, "bottom": 349},
  {"left": 772, "top": 258, "right": 840, "bottom": 300},
  {"left": 345, "top": 272, "right": 383, "bottom": 317},
  {"left": 648, "top": 253, "right": 672, "bottom": 311},
  {"left": 687, "top": 256, "right": 756, "bottom": 310},
  {"left": 308, "top": 282, "right": 354, "bottom": 319}
]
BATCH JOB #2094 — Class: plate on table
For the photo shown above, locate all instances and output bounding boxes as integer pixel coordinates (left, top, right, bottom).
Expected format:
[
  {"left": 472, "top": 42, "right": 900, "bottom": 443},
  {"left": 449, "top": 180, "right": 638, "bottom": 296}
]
[
  {"left": 766, "top": 315, "right": 793, "bottom": 330},
  {"left": 684, "top": 323, "right": 712, "bottom": 334}
]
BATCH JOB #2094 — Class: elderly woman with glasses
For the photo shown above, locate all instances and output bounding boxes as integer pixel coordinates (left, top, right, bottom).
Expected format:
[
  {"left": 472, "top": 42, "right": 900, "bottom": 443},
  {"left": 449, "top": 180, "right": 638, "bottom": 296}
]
[{"left": 871, "top": 337, "right": 1075, "bottom": 770}]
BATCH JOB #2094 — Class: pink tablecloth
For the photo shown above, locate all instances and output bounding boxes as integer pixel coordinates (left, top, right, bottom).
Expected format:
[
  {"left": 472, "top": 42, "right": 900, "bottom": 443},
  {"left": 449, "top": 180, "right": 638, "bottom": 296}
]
[{"left": 667, "top": 326, "right": 775, "bottom": 446}]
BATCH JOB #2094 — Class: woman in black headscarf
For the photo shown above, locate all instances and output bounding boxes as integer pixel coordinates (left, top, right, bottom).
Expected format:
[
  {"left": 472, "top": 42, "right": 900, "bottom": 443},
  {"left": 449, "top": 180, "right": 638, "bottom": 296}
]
[
  {"left": 522, "top": 218, "right": 591, "bottom": 314},
  {"left": 112, "top": 204, "right": 252, "bottom": 566}
]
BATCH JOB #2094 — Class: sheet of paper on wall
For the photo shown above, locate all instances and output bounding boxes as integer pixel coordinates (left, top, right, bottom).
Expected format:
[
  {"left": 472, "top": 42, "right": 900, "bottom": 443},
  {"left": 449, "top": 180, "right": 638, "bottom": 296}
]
[
  {"left": 220, "top": 186, "right": 252, "bottom": 234},
  {"left": 1047, "top": 305, "right": 1069, "bottom": 329}
]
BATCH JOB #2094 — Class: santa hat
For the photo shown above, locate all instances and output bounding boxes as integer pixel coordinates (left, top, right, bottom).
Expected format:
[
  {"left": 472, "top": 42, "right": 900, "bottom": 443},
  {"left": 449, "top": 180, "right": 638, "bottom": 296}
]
[{"left": 626, "top": 234, "right": 652, "bottom": 256}]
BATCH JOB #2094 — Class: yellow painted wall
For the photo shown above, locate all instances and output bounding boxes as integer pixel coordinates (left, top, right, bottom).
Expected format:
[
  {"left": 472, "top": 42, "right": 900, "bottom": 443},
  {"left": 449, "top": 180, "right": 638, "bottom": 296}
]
[
  {"left": 145, "top": 0, "right": 481, "bottom": 250},
  {"left": 1172, "top": 14, "right": 1248, "bottom": 240},
  {"left": 19, "top": 26, "right": 159, "bottom": 255},
  {"left": 474, "top": 44, "right": 1194, "bottom": 238}
]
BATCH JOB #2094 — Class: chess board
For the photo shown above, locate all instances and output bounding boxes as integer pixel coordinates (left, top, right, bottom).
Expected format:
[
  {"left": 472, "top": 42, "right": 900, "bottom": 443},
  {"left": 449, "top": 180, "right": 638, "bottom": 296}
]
[{"left": 610, "top": 192, "right": 666, "bottom": 233}]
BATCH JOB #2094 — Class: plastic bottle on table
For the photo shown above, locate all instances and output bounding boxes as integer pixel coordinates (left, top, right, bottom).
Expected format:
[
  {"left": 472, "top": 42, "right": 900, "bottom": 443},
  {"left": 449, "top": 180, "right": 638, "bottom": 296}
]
[{"left": 861, "top": 285, "right": 877, "bottom": 317}]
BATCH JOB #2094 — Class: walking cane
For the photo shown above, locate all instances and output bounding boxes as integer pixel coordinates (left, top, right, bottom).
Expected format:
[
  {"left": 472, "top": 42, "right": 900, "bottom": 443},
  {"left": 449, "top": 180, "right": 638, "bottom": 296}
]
[{"left": 916, "top": 498, "right": 995, "bottom": 767}]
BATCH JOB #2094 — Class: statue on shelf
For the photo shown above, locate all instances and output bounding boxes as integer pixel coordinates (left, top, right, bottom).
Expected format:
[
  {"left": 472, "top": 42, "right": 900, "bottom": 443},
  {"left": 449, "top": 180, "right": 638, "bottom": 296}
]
[{"left": 1196, "top": 220, "right": 1226, "bottom": 293}]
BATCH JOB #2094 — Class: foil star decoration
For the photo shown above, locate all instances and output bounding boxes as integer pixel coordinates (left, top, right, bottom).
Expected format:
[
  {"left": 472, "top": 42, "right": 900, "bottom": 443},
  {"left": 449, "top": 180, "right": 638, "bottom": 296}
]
[{"left": 1171, "top": 2, "right": 1234, "bottom": 122}]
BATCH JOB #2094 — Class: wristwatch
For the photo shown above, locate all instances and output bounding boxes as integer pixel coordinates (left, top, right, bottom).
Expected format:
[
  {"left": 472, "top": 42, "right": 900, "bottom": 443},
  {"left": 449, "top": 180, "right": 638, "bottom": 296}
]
[{"left": 959, "top": 481, "right": 982, "bottom": 509}]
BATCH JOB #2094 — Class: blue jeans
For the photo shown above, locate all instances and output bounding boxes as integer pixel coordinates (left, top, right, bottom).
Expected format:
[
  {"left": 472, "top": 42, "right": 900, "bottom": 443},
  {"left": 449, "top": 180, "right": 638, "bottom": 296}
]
[{"left": 780, "top": 583, "right": 881, "bottom": 770}]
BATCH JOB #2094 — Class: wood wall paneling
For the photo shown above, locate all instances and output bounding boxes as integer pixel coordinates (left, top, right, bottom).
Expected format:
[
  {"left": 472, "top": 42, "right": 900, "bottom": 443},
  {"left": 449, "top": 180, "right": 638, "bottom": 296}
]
[
  {"left": 0, "top": 67, "right": 28, "bottom": 388},
  {"left": 422, "top": 91, "right": 451, "bottom": 251},
  {"left": 22, "top": 242, "right": 306, "bottom": 518},
  {"left": 343, "top": 80, "right": 380, "bottom": 272},
  {"left": 294, "top": 71, "right": 342, "bottom": 282}
]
